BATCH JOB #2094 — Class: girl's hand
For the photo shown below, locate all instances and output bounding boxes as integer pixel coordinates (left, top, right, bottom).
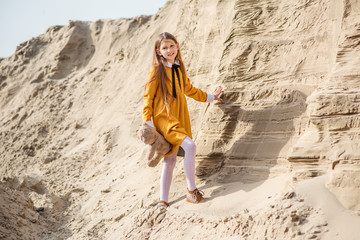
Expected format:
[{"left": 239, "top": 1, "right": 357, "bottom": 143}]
[{"left": 214, "top": 88, "right": 224, "bottom": 101}]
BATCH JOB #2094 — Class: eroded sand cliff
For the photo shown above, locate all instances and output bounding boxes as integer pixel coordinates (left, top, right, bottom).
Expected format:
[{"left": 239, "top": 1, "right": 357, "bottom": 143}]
[{"left": 1, "top": 0, "right": 360, "bottom": 239}]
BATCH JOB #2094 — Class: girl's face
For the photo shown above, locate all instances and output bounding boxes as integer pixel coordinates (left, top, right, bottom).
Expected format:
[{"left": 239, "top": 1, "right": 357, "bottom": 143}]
[{"left": 157, "top": 39, "right": 179, "bottom": 64}]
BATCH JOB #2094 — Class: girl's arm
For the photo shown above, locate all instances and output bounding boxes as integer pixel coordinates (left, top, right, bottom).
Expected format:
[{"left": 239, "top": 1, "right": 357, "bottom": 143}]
[
  {"left": 183, "top": 74, "right": 213, "bottom": 102},
  {"left": 142, "top": 68, "right": 158, "bottom": 124}
]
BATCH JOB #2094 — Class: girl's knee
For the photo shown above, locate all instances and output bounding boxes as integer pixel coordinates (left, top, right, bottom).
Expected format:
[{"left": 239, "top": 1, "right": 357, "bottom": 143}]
[
  {"left": 189, "top": 141, "right": 196, "bottom": 153},
  {"left": 164, "top": 155, "right": 177, "bottom": 168},
  {"left": 183, "top": 136, "right": 196, "bottom": 153}
]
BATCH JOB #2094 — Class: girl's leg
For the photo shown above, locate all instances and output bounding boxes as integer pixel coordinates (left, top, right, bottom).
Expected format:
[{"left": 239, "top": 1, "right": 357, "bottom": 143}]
[
  {"left": 180, "top": 136, "right": 197, "bottom": 191},
  {"left": 160, "top": 149, "right": 178, "bottom": 203}
]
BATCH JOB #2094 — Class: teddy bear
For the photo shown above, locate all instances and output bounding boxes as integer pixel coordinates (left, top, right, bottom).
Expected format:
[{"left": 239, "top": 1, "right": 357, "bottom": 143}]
[{"left": 138, "top": 122, "right": 172, "bottom": 167}]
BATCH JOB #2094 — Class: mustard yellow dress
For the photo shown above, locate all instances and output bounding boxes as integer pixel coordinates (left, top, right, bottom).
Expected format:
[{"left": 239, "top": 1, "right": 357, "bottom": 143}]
[{"left": 142, "top": 63, "right": 208, "bottom": 157}]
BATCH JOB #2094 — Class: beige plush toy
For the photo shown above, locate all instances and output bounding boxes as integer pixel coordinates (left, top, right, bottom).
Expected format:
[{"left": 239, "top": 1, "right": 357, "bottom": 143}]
[{"left": 138, "top": 123, "right": 172, "bottom": 167}]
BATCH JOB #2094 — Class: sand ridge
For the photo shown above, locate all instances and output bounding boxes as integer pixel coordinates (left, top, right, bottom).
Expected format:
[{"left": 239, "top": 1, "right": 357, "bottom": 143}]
[{"left": 1, "top": 0, "right": 360, "bottom": 239}]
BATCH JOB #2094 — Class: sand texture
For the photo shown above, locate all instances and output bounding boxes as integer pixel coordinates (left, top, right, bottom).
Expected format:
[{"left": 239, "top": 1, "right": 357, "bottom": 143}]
[{"left": 1, "top": 0, "right": 360, "bottom": 239}]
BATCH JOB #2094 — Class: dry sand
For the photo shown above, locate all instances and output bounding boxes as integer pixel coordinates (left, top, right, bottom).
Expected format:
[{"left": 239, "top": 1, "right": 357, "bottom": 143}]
[{"left": 1, "top": 0, "right": 360, "bottom": 239}]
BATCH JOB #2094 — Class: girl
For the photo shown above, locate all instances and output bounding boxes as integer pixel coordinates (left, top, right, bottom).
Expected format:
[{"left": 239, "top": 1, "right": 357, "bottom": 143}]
[{"left": 142, "top": 32, "right": 223, "bottom": 208}]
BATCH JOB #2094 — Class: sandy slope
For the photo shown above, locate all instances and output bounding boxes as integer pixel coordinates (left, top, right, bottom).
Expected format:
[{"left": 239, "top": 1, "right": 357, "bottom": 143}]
[{"left": 1, "top": 0, "right": 360, "bottom": 239}]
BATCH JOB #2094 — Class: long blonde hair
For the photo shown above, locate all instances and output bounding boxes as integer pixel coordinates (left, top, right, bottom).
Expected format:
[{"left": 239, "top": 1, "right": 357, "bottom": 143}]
[{"left": 147, "top": 32, "right": 187, "bottom": 110}]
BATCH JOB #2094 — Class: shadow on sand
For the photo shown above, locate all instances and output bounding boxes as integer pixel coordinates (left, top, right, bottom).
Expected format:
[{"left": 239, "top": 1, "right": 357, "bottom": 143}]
[{"left": 167, "top": 89, "right": 307, "bottom": 205}]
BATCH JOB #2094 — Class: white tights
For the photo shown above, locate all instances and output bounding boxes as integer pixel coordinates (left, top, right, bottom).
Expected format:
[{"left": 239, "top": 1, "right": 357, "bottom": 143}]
[{"left": 160, "top": 136, "right": 197, "bottom": 203}]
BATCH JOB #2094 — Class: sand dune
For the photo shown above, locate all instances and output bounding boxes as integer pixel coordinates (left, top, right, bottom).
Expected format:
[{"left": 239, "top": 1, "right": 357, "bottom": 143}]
[{"left": 1, "top": 0, "right": 360, "bottom": 239}]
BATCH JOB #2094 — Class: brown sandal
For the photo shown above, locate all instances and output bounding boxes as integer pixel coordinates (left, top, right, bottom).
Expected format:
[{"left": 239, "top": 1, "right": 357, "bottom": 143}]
[
  {"left": 186, "top": 188, "right": 204, "bottom": 204},
  {"left": 156, "top": 200, "right": 169, "bottom": 208}
]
